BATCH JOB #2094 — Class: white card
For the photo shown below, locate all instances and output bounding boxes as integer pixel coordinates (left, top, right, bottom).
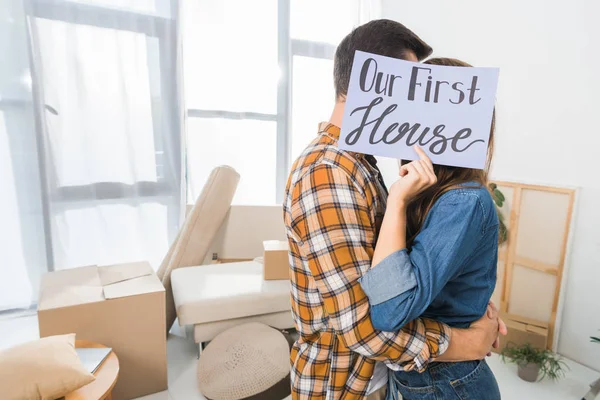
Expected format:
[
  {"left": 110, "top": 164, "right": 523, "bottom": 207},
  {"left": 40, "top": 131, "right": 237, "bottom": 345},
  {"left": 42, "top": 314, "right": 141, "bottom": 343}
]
[{"left": 339, "top": 51, "right": 499, "bottom": 169}]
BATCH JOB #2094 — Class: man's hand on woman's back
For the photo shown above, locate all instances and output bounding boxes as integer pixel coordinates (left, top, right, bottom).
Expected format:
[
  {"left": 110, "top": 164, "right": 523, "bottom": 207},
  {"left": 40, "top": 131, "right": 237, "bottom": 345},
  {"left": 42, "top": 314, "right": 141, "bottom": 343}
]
[
  {"left": 487, "top": 301, "right": 508, "bottom": 355},
  {"left": 435, "top": 301, "right": 507, "bottom": 362}
]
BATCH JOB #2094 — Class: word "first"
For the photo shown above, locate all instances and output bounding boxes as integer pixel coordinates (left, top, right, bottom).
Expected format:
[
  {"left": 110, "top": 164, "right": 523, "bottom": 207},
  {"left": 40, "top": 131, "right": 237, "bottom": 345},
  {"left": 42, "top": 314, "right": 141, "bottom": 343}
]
[{"left": 359, "top": 58, "right": 482, "bottom": 105}]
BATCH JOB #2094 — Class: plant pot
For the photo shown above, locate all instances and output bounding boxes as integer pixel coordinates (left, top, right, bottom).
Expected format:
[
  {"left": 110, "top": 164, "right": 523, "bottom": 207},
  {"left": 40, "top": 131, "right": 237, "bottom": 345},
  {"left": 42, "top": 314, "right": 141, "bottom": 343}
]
[{"left": 518, "top": 363, "right": 540, "bottom": 382}]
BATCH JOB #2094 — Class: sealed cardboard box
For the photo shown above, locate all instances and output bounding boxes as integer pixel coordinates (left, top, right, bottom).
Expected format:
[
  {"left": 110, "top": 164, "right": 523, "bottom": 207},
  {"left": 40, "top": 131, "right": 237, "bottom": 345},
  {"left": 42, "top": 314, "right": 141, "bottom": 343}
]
[
  {"left": 263, "top": 240, "right": 289, "bottom": 280},
  {"left": 38, "top": 262, "right": 167, "bottom": 400},
  {"left": 492, "top": 312, "right": 548, "bottom": 354}
]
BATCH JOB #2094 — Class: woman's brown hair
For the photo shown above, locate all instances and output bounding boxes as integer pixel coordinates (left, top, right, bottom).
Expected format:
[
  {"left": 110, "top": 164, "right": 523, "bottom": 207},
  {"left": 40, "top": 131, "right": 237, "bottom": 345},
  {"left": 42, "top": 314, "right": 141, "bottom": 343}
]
[{"left": 404, "top": 57, "right": 496, "bottom": 246}]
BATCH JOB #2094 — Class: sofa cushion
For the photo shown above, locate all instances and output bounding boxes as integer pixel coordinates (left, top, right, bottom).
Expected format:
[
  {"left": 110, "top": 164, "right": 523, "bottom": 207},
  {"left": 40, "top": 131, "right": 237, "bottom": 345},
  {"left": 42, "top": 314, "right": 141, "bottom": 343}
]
[
  {"left": 157, "top": 165, "right": 240, "bottom": 333},
  {"left": 171, "top": 261, "right": 291, "bottom": 326},
  {"left": 0, "top": 333, "right": 94, "bottom": 400}
]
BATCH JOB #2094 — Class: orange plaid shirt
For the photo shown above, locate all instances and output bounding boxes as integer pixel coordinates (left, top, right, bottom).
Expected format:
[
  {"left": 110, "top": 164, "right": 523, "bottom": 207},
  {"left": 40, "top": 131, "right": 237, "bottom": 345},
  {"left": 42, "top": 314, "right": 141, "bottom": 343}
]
[{"left": 283, "top": 123, "right": 451, "bottom": 399}]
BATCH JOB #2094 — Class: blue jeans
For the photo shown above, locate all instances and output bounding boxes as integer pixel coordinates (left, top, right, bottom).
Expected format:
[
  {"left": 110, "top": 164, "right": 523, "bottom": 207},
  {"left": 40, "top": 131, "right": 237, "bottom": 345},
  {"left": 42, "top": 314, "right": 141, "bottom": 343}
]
[{"left": 386, "top": 360, "right": 501, "bottom": 400}]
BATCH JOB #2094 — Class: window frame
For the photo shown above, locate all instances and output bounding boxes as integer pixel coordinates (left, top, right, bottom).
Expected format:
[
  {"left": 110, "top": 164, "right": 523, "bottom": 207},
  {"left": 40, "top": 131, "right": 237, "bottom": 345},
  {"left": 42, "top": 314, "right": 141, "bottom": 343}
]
[
  {"left": 29, "top": 0, "right": 181, "bottom": 200},
  {"left": 24, "top": 0, "right": 183, "bottom": 271}
]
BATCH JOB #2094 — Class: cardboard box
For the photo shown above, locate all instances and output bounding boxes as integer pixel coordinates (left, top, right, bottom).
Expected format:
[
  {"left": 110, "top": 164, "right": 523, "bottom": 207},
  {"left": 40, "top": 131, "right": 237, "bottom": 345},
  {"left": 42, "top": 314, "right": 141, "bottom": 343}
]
[
  {"left": 263, "top": 240, "right": 289, "bottom": 280},
  {"left": 492, "top": 312, "right": 548, "bottom": 354},
  {"left": 38, "top": 262, "right": 167, "bottom": 400}
]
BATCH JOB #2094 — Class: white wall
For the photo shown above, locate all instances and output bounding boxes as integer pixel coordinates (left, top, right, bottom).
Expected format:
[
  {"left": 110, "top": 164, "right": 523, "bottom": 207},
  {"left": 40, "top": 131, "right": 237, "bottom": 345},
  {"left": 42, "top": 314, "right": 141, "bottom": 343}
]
[{"left": 380, "top": 0, "right": 600, "bottom": 371}]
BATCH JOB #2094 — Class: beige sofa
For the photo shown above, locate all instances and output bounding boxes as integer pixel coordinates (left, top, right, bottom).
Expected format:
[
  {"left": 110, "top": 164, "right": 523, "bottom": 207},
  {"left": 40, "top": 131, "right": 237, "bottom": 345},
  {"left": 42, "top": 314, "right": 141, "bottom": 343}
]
[{"left": 159, "top": 165, "right": 294, "bottom": 346}]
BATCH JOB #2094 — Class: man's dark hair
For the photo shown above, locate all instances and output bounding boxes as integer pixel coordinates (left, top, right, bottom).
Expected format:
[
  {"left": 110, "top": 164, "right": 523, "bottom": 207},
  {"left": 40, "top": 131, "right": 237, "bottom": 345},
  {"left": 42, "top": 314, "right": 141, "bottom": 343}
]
[{"left": 334, "top": 19, "right": 432, "bottom": 98}]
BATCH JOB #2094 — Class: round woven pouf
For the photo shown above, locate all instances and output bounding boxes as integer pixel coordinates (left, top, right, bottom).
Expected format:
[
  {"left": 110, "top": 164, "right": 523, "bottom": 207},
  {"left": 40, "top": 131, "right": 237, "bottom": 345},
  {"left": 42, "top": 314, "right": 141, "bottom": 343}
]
[{"left": 197, "top": 323, "right": 291, "bottom": 400}]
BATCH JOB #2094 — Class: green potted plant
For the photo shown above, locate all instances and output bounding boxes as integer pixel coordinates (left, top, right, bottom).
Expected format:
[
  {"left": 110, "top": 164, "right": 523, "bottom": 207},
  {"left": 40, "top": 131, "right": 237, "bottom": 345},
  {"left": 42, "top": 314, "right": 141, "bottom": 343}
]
[
  {"left": 501, "top": 343, "right": 568, "bottom": 382},
  {"left": 489, "top": 183, "right": 508, "bottom": 244},
  {"left": 591, "top": 333, "right": 600, "bottom": 344}
]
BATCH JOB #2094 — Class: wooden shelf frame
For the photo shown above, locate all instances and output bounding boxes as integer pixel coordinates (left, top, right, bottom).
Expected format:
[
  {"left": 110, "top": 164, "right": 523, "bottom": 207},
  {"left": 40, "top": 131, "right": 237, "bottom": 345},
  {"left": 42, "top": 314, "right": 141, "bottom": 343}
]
[{"left": 493, "top": 181, "right": 575, "bottom": 348}]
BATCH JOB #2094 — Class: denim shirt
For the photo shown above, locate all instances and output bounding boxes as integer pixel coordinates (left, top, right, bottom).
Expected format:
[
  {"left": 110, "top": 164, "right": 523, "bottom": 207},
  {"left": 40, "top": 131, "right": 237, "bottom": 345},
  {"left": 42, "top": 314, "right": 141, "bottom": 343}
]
[{"left": 360, "top": 183, "right": 499, "bottom": 330}]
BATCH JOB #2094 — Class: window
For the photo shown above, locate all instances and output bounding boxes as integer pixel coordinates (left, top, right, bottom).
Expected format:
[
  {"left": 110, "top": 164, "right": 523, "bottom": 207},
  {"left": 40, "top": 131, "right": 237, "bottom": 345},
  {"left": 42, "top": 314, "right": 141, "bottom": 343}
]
[
  {"left": 186, "top": 118, "right": 278, "bottom": 205},
  {"left": 184, "top": 0, "right": 363, "bottom": 204},
  {"left": 36, "top": 19, "right": 159, "bottom": 187},
  {"left": 1, "top": 0, "right": 370, "bottom": 311},
  {"left": 24, "top": 0, "right": 182, "bottom": 271},
  {"left": 290, "top": 0, "right": 359, "bottom": 44},
  {"left": 291, "top": 56, "right": 334, "bottom": 162}
]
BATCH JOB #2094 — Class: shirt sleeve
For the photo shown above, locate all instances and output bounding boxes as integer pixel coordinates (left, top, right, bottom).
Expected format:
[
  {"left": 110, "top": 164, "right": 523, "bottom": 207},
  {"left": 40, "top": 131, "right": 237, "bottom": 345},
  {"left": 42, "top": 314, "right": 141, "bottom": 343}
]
[
  {"left": 360, "top": 192, "right": 485, "bottom": 332},
  {"left": 288, "top": 161, "right": 451, "bottom": 372}
]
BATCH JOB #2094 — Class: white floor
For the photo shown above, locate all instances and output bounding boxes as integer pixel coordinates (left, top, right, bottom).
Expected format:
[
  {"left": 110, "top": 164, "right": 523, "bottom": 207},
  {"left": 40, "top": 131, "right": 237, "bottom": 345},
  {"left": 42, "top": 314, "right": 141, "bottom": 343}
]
[{"left": 1, "top": 314, "right": 598, "bottom": 400}]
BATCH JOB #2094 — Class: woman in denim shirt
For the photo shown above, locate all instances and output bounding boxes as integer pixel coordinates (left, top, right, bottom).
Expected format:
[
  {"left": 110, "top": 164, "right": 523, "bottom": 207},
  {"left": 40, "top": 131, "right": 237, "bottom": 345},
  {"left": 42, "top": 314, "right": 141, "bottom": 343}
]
[{"left": 360, "top": 58, "right": 502, "bottom": 400}]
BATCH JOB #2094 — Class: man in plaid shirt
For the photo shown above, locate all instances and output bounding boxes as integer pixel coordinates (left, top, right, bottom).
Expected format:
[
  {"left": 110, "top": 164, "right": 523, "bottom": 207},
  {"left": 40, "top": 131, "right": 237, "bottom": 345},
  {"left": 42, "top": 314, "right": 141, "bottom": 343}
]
[{"left": 283, "top": 20, "right": 504, "bottom": 399}]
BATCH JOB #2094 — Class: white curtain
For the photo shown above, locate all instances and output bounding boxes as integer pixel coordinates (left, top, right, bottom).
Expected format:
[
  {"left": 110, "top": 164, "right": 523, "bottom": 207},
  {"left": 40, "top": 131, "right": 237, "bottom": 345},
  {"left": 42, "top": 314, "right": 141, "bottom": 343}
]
[
  {"left": 0, "top": 0, "right": 185, "bottom": 311},
  {"left": 0, "top": 0, "right": 380, "bottom": 312}
]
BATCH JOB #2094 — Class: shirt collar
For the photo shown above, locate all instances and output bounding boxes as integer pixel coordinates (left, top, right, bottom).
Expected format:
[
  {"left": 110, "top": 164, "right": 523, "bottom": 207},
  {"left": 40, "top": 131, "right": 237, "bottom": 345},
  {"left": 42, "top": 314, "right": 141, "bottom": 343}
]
[
  {"left": 318, "top": 122, "right": 340, "bottom": 141},
  {"left": 317, "top": 121, "right": 383, "bottom": 174},
  {"left": 317, "top": 123, "right": 389, "bottom": 200}
]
